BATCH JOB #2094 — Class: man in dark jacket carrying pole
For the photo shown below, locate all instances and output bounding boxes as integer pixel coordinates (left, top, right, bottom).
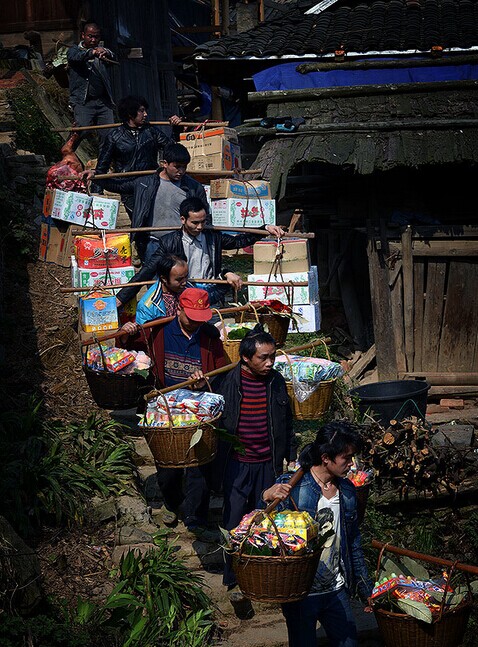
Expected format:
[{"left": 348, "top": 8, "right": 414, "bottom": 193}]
[
  {"left": 67, "top": 22, "right": 116, "bottom": 141},
  {"left": 96, "top": 143, "right": 209, "bottom": 260},
  {"left": 114, "top": 196, "right": 284, "bottom": 307},
  {"left": 91, "top": 95, "right": 183, "bottom": 219},
  {"left": 120, "top": 288, "right": 225, "bottom": 542},
  {"left": 214, "top": 327, "right": 297, "bottom": 589}
]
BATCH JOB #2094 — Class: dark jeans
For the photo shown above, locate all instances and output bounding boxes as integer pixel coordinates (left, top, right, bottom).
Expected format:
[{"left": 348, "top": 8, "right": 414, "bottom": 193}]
[
  {"left": 156, "top": 463, "right": 211, "bottom": 528},
  {"left": 222, "top": 458, "right": 275, "bottom": 586},
  {"left": 282, "top": 588, "right": 358, "bottom": 647},
  {"left": 73, "top": 99, "right": 114, "bottom": 144}
]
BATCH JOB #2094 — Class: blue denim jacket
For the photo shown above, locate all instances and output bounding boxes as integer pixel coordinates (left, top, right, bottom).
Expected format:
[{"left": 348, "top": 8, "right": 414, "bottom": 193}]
[{"left": 275, "top": 471, "right": 373, "bottom": 602}]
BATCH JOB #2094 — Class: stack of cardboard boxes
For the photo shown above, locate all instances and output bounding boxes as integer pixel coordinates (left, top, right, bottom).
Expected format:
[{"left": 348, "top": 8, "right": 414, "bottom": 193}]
[
  {"left": 39, "top": 188, "right": 119, "bottom": 267},
  {"left": 248, "top": 238, "right": 321, "bottom": 333},
  {"left": 180, "top": 127, "right": 241, "bottom": 173},
  {"left": 209, "top": 178, "right": 276, "bottom": 229}
]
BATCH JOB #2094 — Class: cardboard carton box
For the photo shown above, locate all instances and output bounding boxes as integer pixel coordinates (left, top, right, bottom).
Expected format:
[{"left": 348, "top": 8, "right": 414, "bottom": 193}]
[
  {"left": 203, "top": 184, "right": 211, "bottom": 208},
  {"left": 288, "top": 303, "right": 322, "bottom": 333},
  {"left": 91, "top": 195, "right": 119, "bottom": 229},
  {"left": 38, "top": 219, "right": 76, "bottom": 267},
  {"left": 210, "top": 179, "right": 272, "bottom": 200},
  {"left": 51, "top": 189, "right": 93, "bottom": 226},
  {"left": 247, "top": 266, "right": 318, "bottom": 305},
  {"left": 180, "top": 127, "right": 238, "bottom": 144},
  {"left": 253, "top": 238, "right": 310, "bottom": 274},
  {"left": 75, "top": 233, "right": 131, "bottom": 269},
  {"left": 79, "top": 291, "right": 118, "bottom": 333},
  {"left": 43, "top": 188, "right": 55, "bottom": 216},
  {"left": 183, "top": 137, "right": 241, "bottom": 172},
  {"left": 212, "top": 198, "right": 276, "bottom": 228},
  {"left": 51, "top": 190, "right": 118, "bottom": 229},
  {"left": 73, "top": 265, "right": 136, "bottom": 289}
]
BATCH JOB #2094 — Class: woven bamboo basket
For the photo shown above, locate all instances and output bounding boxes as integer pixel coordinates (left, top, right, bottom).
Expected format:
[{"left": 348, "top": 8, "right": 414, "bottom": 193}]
[
  {"left": 215, "top": 307, "right": 259, "bottom": 365},
  {"left": 231, "top": 499, "right": 322, "bottom": 603},
  {"left": 84, "top": 366, "right": 148, "bottom": 410},
  {"left": 279, "top": 341, "right": 336, "bottom": 420},
  {"left": 374, "top": 599, "right": 472, "bottom": 647},
  {"left": 372, "top": 541, "right": 473, "bottom": 647},
  {"left": 142, "top": 389, "right": 219, "bottom": 468},
  {"left": 354, "top": 483, "right": 370, "bottom": 526},
  {"left": 285, "top": 380, "right": 336, "bottom": 420},
  {"left": 232, "top": 549, "right": 321, "bottom": 603},
  {"left": 83, "top": 341, "right": 150, "bottom": 410},
  {"left": 234, "top": 302, "right": 290, "bottom": 347}
]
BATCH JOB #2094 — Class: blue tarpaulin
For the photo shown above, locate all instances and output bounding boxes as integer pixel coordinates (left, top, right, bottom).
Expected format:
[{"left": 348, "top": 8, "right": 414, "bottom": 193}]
[{"left": 253, "top": 61, "right": 478, "bottom": 91}]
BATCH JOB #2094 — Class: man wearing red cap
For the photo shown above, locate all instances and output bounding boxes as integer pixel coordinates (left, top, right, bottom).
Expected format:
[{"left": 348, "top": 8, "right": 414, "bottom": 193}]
[{"left": 120, "top": 287, "right": 225, "bottom": 540}]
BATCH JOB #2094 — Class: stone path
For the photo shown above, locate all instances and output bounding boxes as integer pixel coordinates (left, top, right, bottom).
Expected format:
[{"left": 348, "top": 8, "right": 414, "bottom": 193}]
[{"left": 129, "top": 430, "right": 383, "bottom": 646}]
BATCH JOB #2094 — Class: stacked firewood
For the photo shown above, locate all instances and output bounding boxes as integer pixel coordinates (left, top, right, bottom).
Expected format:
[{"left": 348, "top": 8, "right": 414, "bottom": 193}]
[{"left": 360, "top": 418, "right": 475, "bottom": 497}]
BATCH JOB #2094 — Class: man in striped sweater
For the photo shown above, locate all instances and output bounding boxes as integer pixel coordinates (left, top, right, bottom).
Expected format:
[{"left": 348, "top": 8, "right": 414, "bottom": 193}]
[{"left": 215, "top": 327, "right": 296, "bottom": 589}]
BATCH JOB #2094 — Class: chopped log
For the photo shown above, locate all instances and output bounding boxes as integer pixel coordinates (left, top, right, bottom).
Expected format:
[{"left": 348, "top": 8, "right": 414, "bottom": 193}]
[
  {"left": 347, "top": 344, "right": 376, "bottom": 380},
  {"left": 439, "top": 398, "right": 465, "bottom": 409}
]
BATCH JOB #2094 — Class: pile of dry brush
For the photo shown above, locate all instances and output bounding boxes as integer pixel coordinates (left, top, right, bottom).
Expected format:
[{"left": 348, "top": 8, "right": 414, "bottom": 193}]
[{"left": 360, "top": 418, "right": 476, "bottom": 497}]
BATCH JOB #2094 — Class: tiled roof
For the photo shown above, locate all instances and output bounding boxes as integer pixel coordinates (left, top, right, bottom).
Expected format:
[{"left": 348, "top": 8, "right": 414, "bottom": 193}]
[{"left": 195, "top": 0, "right": 478, "bottom": 59}]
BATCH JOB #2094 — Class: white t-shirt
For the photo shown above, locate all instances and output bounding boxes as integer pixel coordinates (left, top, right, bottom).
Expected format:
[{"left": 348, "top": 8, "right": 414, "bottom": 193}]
[{"left": 310, "top": 492, "right": 345, "bottom": 594}]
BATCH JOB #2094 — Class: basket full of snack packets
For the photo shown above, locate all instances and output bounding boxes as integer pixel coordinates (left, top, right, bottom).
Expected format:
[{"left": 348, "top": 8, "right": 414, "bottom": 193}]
[
  {"left": 371, "top": 541, "right": 474, "bottom": 647},
  {"left": 275, "top": 341, "right": 344, "bottom": 420},
  {"left": 83, "top": 344, "right": 151, "bottom": 410},
  {"left": 139, "top": 389, "right": 225, "bottom": 468},
  {"left": 226, "top": 507, "right": 334, "bottom": 603}
]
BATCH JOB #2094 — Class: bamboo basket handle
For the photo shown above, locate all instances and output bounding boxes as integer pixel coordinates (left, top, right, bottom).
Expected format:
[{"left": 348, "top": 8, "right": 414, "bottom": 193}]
[
  {"left": 371, "top": 540, "right": 478, "bottom": 576},
  {"left": 276, "top": 348, "right": 298, "bottom": 392},
  {"left": 213, "top": 307, "right": 229, "bottom": 342},
  {"left": 248, "top": 302, "right": 260, "bottom": 325},
  {"left": 237, "top": 468, "right": 305, "bottom": 559},
  {"left": 310, "top": 337, "right": 331, "bottom": 361},
  {"left": 157, "top": 391, "right": 175, "bottom": 433}
]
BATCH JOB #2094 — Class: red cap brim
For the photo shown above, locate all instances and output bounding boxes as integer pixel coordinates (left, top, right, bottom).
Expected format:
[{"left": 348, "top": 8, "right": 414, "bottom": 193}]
[{"left": 183, "top": 306, "right": 212, "bottom": 322}]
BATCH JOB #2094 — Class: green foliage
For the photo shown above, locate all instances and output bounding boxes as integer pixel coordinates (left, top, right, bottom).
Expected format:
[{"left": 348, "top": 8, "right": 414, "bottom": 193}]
[
  {"left": 0, "top": 613, "right": 93, "bottom": 647},
  {"left": 464, "top": 512, "right": 478, "bottom": 554},
  {"left": 409, "top": 516, "right": 443, "bottom": 556},
  {"left": 8, "top": 87, "right": 63, "bottom": 163},
  {"left": 0, "top": 398, "right": 137, "bottom": 536},
  {"left": 0, "top": 185, "right": 37, "bottom": 258},
  {"left": 71, "top": 543, "right": 216, "bottom": 646}
]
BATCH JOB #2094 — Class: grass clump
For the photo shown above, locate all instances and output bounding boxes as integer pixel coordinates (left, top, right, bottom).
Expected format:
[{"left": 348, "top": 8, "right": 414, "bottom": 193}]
[
  {"left": 8, "top": 86, "right": 63, "bottom": 163},
  {"left": 0, "top": 398, "right": 137, "bottom": 537}
]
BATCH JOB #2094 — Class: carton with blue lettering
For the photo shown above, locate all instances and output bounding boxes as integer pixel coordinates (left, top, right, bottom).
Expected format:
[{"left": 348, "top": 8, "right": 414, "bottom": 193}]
[
  {"left": 79, "top": 291, "right": 118, "bottom": 333},
  {"left": 210, "top": 179, "right": 272, "bottom": 200}
]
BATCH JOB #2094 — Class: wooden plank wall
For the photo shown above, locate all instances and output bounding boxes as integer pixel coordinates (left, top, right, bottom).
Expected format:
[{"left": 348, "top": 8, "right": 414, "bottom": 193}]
[{"left": 372, "top": 229, "right": 478, "bottom": 384}]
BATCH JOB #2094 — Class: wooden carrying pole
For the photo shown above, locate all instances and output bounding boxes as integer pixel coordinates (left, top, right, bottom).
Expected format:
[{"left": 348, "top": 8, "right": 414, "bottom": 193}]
[
  {"left": 70, "top": 225, "right": 315, "bottom": 238},
  {"left": 62, "top": 279, "right": 308, "bottom": 294},
  {"left": 52, "top": 39, "right": 119, "bottom": 65},
  {"left": 262, "top": 468, "right": 304, "bottom": 515},
  {"left": 371, "top": 540, "right": 478, "bottom": 577},
  {"left": 61, "top": 169, "right": 261, "bottom": 180},
  {"left": 81, "top": 304, "right": 252, "bottom": 347},
  {"left": 150, "top": 337, "right": 331, "bottom": 397},
  {"left": 52, "top": 121, "right": 229, "bottom": 132}
]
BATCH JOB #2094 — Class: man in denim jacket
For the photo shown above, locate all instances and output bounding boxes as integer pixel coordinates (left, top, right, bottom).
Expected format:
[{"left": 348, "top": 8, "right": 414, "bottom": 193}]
[{"left": 262, "top": 421, "right": 373, "bottom": 647}]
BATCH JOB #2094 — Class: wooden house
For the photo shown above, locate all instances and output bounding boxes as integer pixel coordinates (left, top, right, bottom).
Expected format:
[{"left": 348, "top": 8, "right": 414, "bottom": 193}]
[{"left": 195, "top": 0, "right": 478, "bottom": 393}]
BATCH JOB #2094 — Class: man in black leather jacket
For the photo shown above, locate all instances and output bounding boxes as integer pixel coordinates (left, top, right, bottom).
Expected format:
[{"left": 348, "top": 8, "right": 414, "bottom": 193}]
[
  {"left": 95, "top": 143, "right": 209, "bottom": 259},
  {"left": 92, "top": 95, "right": 182, "bottom": 217},
  {"left": 214, "top": 327, "right": 296, "bottom": 588},
  {"left": 67, "top": 22, "right": 116, "bottom": 140},
  {"left": 114, "top": 197, "right": 284, "bottom": 307}
]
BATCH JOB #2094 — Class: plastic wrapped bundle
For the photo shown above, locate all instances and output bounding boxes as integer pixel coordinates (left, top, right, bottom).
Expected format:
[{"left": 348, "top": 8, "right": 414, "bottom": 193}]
[
  {"left": 274, "top": 355, "right": 344, "bottom": 383},
  {"left": 228, "top": 509, "right": 332, "bottom": 556},
  {"left": 140, "top": 389, "right": 225, "bottom": 428}
]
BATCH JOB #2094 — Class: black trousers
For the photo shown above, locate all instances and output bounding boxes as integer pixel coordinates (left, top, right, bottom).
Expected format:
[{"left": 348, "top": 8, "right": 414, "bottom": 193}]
[
  {"left": 156, "top": 463, "right": 212, "bottom": 528},
  {"left": 222, "top": 458, "right": 275, "bottom": 586}
]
